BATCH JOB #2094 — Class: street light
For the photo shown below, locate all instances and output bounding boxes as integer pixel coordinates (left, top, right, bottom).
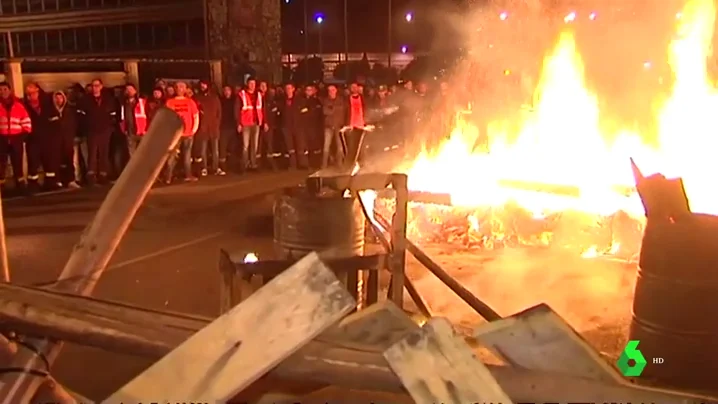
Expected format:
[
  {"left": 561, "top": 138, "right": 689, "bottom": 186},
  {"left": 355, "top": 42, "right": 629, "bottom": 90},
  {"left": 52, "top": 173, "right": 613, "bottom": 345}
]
[
  {"left": 315, "top": 13, "right": 324, "bottom": 56},
  {"left": 405, "top": 12, "right": 413, "bottom": 22},
  {"left": 401, "top": 45, "right": 408, "bottom": 54}
]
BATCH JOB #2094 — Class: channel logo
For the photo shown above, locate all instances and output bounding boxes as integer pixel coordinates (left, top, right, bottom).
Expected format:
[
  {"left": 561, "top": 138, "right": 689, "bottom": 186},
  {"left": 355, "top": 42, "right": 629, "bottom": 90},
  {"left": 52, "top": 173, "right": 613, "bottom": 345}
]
[{"left": 617, "top": 340, "right": 648, "bottom": 376}]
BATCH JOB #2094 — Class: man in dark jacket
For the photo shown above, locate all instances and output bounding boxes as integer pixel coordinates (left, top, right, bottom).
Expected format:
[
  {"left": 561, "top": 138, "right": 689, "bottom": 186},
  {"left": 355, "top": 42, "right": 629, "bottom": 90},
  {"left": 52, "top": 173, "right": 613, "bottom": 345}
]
[
  {"left": 321, "top": 84, "right": 347, "bottom": 168},
  {"left": 218, "top": 85, "right": 236, "bottom": 172},
  {"left": 279, "top": 83, "right": 307, "bottom": 169},
  {"left": 299, "top": 84, "right": 323, "bottom": 168},
  {"left": 49, "top": 91, "right": 80, "bottom": 188},
  {"left": 24, "top": 82, "right": 56, "bottom": 191},
  {"left": 78, "top": 78, "right": 118, "bottom": 185},
  {"left": 193, "top": 80, "right": 223, "bottom": 176},
  {"left": 261, "top": 87, "right": 280, "bottom": 171}
]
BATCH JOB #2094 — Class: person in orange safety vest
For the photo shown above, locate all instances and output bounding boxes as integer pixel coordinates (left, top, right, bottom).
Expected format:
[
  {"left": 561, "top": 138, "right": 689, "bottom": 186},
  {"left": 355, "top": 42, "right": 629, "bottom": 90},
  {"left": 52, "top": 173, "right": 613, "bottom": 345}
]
[
  {"left": 0, "top": 81, "right": 32, "bottom": 192},
  {"left": 119, "top": 83, "right": 148, "bottom": 161},
  {"left": 235, "top": 78, "right": 266, "bottom": 171}
]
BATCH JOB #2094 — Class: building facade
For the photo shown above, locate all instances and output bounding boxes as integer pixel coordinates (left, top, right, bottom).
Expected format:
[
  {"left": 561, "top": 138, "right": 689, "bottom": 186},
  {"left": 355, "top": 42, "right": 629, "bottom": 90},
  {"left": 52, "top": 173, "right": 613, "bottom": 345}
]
[{"left": 0, "top": 0, "right": 281, "bottom": 82}]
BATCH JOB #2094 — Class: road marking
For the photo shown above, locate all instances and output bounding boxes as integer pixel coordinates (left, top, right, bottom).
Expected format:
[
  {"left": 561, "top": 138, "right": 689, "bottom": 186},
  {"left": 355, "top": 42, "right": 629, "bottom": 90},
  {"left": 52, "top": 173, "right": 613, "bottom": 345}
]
[{"left": 108, "top": 231, "right": 225, "bottom": 270}]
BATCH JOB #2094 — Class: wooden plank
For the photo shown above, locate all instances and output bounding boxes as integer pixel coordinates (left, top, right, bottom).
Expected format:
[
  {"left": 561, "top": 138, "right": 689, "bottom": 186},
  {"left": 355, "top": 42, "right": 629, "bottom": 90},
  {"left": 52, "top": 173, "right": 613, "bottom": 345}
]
[
  {"left": 318, "top": 300, "right": 420, "bottom": 352},
  {"left": 218, "top": 248, "right": 239, "bottom": 314},
  {"left": 106, "top": 252, "right": 356, "bottom": 403},
  {"left": 1, "top": 293, "right": 715, "bottom": 403},
  {"left": 473, "top": 303, "right": 623, "bottom": 383},
  {"left": 384, "top": 317, "right": 512, "bottom": 404}
]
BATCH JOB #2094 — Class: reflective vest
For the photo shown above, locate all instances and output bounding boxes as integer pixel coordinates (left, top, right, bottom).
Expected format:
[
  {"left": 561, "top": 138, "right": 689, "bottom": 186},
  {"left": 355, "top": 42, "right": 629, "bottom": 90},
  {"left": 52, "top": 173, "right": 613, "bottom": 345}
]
[
  {"left": 0, "top": 99, "right": 32, "bottom": 136},
  {"left": 349, "top": 95, "right": 365, "bottom": 128},
  {"left": 120, "top": 97, "right": 148, "bottom": 135},
  {"left": 238, "top": 90, "right": 263, "bottom": 126}
]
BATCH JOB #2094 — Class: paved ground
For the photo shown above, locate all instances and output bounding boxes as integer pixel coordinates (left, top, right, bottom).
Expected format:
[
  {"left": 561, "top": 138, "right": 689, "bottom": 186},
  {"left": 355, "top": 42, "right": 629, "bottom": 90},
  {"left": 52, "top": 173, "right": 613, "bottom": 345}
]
[{"left": 2, "top": 170, "right": 310, "bottom": 400}]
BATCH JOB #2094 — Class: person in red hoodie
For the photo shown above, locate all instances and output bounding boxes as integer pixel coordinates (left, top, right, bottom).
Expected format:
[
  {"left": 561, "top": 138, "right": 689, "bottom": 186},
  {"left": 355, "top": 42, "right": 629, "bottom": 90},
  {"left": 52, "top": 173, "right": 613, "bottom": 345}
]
[
  {"left": 0, "top": 82, "right": 31, "bottom": 193},
  {"left": 165, "top": 81, "right": 200, "bottom": 183}
]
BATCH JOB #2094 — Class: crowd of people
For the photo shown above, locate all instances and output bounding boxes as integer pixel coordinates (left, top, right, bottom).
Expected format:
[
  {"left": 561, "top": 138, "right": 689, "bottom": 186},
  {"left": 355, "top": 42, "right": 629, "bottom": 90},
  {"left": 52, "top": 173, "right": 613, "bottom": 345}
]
[{"left": 0, "top": 74, "right": 448, "bottom": 197}]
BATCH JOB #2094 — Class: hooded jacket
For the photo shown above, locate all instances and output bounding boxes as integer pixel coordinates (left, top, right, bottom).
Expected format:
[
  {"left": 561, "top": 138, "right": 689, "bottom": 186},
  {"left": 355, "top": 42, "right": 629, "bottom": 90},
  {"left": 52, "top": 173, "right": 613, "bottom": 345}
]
[{"left": 49, "top": 91, "right": 78, "bottom": 140}]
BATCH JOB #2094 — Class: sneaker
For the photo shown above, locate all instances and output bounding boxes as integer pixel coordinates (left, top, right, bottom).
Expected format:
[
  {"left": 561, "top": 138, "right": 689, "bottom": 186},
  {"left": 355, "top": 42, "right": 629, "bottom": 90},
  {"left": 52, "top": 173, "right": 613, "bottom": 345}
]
[
  {"left": 184, "top": 176, "right": 198, "bottom": 182},
  {"left": 200, "top": 168, "right": 208, "bottom": 177},
  {"left": 68, "top": 181, "right": 81, "bottom": 189},
  {"left": 214, "top": 168, "right": 226, "bottom": 176}
]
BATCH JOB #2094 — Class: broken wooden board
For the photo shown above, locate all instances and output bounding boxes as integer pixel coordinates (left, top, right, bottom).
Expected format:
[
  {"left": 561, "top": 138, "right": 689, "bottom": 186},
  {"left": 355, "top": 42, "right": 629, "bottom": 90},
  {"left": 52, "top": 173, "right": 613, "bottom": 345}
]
[
  {"left": 384, "top": 317, "right": 512, "bottom": 404},
  {"left": 317, "top": 300, "right": 420, "bottom": 352},
  {"left": 106, "top": 252, "right": 356, "bottom": 403},
  {"left": 474, "top": 303, "right": 622, "bottom": 383}
]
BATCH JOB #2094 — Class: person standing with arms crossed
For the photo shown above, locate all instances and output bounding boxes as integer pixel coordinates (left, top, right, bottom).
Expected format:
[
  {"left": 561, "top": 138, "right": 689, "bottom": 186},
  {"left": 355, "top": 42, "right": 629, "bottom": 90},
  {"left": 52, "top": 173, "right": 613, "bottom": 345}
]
[{"left": 164, "top": 81, "right": 200, "bottom": 183}]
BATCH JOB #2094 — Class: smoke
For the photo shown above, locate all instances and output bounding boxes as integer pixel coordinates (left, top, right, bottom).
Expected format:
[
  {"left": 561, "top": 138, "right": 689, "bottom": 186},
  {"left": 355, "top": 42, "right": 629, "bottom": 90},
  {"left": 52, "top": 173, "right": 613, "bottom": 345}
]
[
  {"left": 409, "top": 245, "right": 637, "bottom": 334},
  {"left": 422, "top": 0, "right": 688, "bottom": 132}
]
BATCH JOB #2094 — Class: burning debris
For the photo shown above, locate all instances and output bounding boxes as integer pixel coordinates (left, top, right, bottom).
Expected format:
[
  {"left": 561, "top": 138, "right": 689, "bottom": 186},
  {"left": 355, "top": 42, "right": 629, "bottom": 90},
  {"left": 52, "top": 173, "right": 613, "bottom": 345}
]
[{"left": 379, "top": 0, "right": 718, "bottom": 267}]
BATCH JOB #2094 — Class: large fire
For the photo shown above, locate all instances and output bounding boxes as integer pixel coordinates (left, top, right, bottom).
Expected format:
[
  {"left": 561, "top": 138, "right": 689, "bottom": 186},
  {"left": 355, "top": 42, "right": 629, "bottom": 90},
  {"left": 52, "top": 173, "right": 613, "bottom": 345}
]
[{"left": 396, "top": 0, "right": 718, "bottom": 257}]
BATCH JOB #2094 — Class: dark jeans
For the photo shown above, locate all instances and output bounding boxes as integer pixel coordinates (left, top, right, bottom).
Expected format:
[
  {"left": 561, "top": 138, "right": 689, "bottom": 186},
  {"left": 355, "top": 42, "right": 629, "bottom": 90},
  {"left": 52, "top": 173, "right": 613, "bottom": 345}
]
[
  {"left": 0, "top": 136, "right": 25, "bottom": 183},
  {"left": 344, "top": 128, "right": 365, "bottom": 168},
  {"left": 282, "top": 127, "right": 308, "bottom": 168},
  {"left": 25, "top": 135, "right": 42, "bottom": 181},
  {"left": 165, "top": 136, "right": 194, "bottom": 180},
  {"left": 195, "top": 137, "right": 220, "bottom": 172},
  {"left": 127, "top": 133, "right": 142, "bottom": 158},
  {"left": 260, "top": 127, "right": 277, "bottom": 169},
  {"left": 219, "top": 128, "right": 236, "bottom": 161},
  {"left": 86, "top": 131, "right": 112, "bottom": 177},
  {"left": 322, "top": 127, "right": 345, "bottom": 168}
]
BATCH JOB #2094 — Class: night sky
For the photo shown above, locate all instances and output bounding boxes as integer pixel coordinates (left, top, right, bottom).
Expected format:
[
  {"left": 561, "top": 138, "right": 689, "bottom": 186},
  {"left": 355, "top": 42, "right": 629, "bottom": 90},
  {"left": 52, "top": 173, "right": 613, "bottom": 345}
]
[{"left": 281, "top": 0, "right": 434, "bottom": 53}]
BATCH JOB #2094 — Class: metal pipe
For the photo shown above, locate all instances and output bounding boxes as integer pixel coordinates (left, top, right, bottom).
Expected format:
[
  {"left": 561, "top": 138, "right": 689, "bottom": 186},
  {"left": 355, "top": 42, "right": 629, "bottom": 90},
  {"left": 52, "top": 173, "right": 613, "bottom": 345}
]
[
  {"left": 303, "top": 0, "right": 309, "bottom": 81},
  {"left": 374, "top": 213, "right": 502, "bottom": 322},
  {"left": 0, "top": 108, "right": 183, "bottom": 403},
  {"left": 343, "top": 0, "right": 349, "bottom": 83},
  {"left": 0, "top": 187, "right": 9, "bottom": 283}
]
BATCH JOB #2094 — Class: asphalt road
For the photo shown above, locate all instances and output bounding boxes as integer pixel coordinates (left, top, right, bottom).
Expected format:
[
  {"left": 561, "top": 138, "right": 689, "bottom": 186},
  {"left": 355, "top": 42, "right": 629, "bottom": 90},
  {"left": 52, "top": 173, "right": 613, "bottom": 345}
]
[{"left": 2, "top": 170, "right": 310, "bottom": 400}]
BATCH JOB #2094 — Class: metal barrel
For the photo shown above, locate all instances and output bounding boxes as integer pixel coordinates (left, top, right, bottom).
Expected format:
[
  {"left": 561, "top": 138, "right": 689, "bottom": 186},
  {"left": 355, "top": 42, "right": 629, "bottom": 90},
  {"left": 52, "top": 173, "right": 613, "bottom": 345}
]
[
  {"left": 273, "top": 187, "right": 365, "bottom": 261},
  {"left": 629, "top": 213, "right": 718, "bottom": 390}
]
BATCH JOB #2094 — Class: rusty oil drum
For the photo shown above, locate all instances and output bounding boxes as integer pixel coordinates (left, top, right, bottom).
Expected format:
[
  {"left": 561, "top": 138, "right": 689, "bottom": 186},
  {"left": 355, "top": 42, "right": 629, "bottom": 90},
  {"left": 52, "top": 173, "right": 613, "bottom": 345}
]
[
  {"left": 273, "top": 187, "right": 365, "bottom": 261},
  {"left": 629, "top": 213, "right": 718, "bottom": 390}
]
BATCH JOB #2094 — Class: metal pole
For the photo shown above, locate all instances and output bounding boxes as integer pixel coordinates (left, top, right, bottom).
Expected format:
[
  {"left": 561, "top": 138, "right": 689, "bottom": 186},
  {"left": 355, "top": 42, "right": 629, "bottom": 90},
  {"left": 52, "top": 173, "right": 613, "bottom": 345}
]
[
  {"left": 387, "top": 0, "right": 392, "bottom": 68},
  {"left": 0, "top": 188, "right": 9, "bottom": 283},
  {"left": 6, "top": 32, "right": 14, "bottom": 59},
  {"left": 343, "top": 0, "right": 349, "bottom": 83},
  {"left": 318, "top": 27, "right": 323, "bottom": 57},
  {"left": 0, "top": 109, "right": 183, "bottom": 403},
  {"left": 303, "top": 0, "right": 309, "bottom": 82}
]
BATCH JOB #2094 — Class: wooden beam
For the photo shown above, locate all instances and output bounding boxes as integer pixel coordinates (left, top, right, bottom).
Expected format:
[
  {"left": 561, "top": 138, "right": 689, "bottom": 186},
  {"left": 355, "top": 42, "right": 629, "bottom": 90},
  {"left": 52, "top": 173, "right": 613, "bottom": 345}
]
[
  {"left": 0, "top": 283, "right": 715, "bottom": 403},
  {"left": 106, "top": 253, "right": 355, "bottom": 403},
  {"left": 317, "top": 300, "right": 420, "bottom": 352},
  {"left": 375, "top": 212, "right": 501, "bottom": 321},
  {"left": 232, "top": 254, "right": 387, "bottom": 277},
  {"left": 384, "top": 317, "right": 512, "bottom": 404},
  {"left": 0, "top": 108, "right": 185, "bottom": 404},
  {"left": 473, "top": 303, "right": 623, "bottom": 383}
]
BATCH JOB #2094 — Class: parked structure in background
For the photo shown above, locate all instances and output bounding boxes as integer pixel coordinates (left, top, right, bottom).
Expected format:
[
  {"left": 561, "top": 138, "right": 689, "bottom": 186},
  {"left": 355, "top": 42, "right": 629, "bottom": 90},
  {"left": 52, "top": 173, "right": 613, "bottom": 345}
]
[
  {"left": 0, "top": 0, "right": 281, "bottom": 85},
  {"left": 283, "top": 52, "right": 422, "bottom": 75}
]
